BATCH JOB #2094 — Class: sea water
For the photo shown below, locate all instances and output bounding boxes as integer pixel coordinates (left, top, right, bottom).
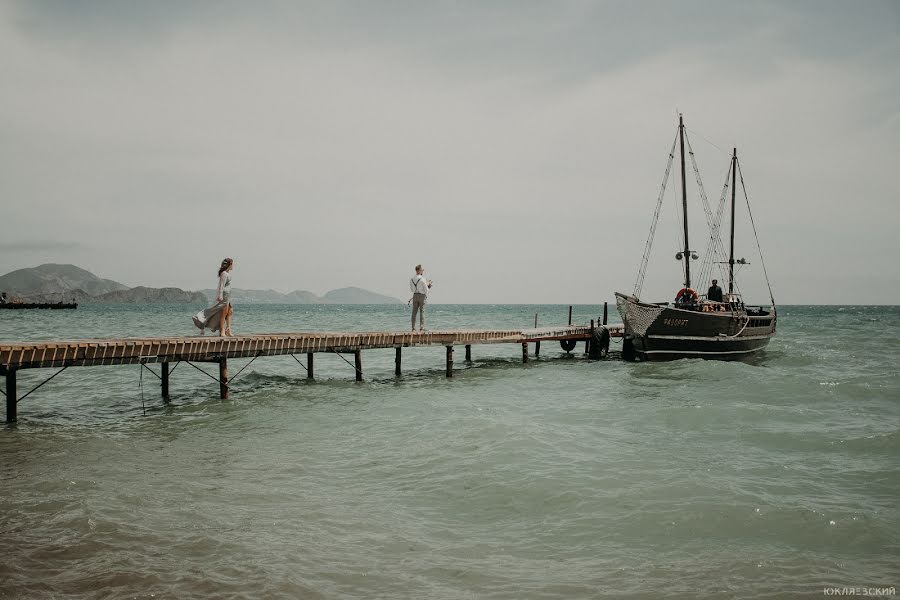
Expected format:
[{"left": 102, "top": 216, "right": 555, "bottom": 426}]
[{"left": 1, "top": 304, "right": 898, "bottom": 598}]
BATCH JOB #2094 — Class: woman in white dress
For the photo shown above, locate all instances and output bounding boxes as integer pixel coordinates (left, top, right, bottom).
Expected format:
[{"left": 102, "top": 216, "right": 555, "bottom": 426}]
[{"left": 193, "top": 258, "right": 234, "bottom": 336}]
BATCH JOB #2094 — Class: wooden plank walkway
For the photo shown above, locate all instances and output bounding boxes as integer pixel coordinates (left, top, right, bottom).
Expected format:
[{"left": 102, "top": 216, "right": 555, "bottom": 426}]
[{"left": 1, "top": 324, "right": 624, "bottom": 423}]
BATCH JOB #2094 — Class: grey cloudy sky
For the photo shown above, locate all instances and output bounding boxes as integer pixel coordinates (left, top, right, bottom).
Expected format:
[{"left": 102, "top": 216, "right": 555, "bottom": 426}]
[{"left": 1, "top": 1, "right": 898, "bottom": 304}]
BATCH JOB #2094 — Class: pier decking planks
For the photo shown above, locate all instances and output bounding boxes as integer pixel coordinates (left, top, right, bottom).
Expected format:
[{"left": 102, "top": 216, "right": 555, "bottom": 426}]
[{"left": 1, "top": 324, "right": 623, "bottom": 422}]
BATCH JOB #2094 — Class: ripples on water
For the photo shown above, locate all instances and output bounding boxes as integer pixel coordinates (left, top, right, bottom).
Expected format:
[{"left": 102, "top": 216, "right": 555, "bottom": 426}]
[{"left": 1, "top": 304, "right": 898, "bottom": 598}]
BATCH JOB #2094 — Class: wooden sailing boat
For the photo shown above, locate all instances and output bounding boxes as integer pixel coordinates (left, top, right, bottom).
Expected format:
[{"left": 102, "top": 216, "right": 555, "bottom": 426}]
[{"left": 615, "top": 115, "right": 776, "bottom": 360}]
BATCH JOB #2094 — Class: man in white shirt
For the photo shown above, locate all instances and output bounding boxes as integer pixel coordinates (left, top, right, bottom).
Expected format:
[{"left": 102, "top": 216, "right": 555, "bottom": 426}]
[{"left": 409, "top": 264, "right": 432, "bottom": 331}]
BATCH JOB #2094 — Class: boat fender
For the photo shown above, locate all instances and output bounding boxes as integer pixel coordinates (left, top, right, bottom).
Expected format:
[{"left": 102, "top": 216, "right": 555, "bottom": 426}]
[
  {"left": 588, "top": 327, "right": 610, "bottom": 359},
  {"left": 559, "top": 339, "right": 577, "bottom": 352}
]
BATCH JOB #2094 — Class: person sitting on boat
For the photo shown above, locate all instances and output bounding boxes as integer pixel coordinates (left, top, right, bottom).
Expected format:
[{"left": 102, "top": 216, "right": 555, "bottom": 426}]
[
  {"left": 675, "top": 287, "right": 698, "bottom": 306},
  {"left": 707, "top": 279, "right": 723, "bottom": 303}
]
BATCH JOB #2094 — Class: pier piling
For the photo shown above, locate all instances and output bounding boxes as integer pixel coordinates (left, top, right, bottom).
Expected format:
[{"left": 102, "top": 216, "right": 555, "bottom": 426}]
[
  {"left": 354, "top": 350, "right": 363, "bottom": 382},
  {"left": 522, "top": 342, "right": 529, "bottom": 363},
  {"left": 395, "top": 347, "right": 402, "bottom": 376},
  {"left": 307, "top": 353, "right": 314, "bottom": 379},
  {"left": 161, "top": 362, "right": 170, "bottom": 401},
  {"left": 602, "top": 302, "right": 608, "bottom": 326},
  {"left": 218, "top": 359, "right": 228, "bottom": 399},
  {"left": 534, "top": 313, "right": 541, "bottom": 357},
  {"left": 465, "top": 344, "right": 471, "bottom": 362},
  {"left": 446, "top": 346, "right": 454, "bottom": 377},
  {"left": 5, "top": 369, "right": 16, "bottom": 423}
]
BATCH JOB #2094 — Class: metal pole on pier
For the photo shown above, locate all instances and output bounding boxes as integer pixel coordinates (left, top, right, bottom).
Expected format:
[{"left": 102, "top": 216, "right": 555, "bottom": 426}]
[{"left": 602, "top": 302, "right": 608, "bottom": 326}]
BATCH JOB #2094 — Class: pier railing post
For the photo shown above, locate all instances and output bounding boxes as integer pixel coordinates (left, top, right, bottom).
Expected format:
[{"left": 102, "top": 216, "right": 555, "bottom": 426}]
[
  {"left": 395, "top": 347, "right": 401, "bottom": 376},
  {"left": 161, "top": 362, "right": 170, "bottom": 401},
  {"left": 5, "top": 369, "right": 16, "bottom": 423},
  {"left": 307, "top": 353, "right": 314, "bottom": 379},
  {"left": 218, "top": 358, "right": 228, "bottom": 399},
  {"left": 354, "top": 350, "right": 363, "bottom": 382},
  {"left": 446, "top": 346, "right": 453, "bottom": 378}
]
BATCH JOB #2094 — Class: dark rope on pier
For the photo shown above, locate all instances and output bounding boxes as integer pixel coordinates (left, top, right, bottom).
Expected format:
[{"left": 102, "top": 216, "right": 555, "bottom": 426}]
[
  {"left": 332, "top": 349, "right": 363, "bottom": 375},
  {"left": 17, "top": 366, "right": 68, "bottom": 403},
  {"left": 140, "top": 362, "right": 162, "bottom": 381},
  {"left": 184, "top": 360, "right": 228, "bottom": 389},
  {"left": 289, "top": 353, "right": 308, "bottom": 371},
  {"left": 227, "top": 353, "right": 262, "bottom": 385}
]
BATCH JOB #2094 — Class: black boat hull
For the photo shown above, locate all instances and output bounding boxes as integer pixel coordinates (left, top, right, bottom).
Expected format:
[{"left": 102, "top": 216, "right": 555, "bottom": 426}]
[{"left": 616, "top": 293, "right": 775, "bottom": 361}]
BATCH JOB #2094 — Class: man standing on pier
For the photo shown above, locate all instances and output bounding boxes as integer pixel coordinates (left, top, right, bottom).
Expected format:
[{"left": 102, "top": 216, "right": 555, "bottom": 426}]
[{"left": 410, "top": 264, "right": 432, "bottom": 331}]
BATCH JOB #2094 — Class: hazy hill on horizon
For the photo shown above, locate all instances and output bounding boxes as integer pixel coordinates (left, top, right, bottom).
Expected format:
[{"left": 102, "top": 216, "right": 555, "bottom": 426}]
[
  {"left": 200, "top": 286, "right": 403, "bottom": 304},
  {"left": 0, "top": 264, "right": 403, "bottom": 304},
  {"left": 0, "top": 263, "right": 128, "bottom": 297}
]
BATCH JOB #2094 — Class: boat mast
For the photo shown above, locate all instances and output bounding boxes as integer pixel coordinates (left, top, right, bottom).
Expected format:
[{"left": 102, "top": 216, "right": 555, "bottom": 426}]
[
  {"left": 679, "top": 114, "right": 691, "bottom": 289},
  {"left": 729, "top": 148, "right": 737, "bottom": 294}
]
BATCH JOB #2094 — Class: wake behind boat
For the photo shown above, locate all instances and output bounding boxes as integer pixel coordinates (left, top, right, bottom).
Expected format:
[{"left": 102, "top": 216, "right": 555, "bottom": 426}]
[{"left": 616, "top": 115, "right": 776, "bottom": 361}]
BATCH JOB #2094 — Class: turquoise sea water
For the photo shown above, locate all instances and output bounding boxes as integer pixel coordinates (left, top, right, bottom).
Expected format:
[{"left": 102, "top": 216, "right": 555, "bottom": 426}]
[{"left": 1, "top": 304, "right": 898, "bottom": 599}]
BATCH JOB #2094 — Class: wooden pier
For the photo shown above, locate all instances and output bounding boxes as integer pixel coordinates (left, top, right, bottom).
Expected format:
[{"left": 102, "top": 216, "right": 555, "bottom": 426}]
[{"left": 1, "top": 319, "right": 623, "bottom": 423}]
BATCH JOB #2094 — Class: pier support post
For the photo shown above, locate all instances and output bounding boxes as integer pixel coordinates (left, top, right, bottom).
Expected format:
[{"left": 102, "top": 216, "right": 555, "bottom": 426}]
[
  {"left": 395, "top": 348, "right": 401, "bottom": 376},
  {"left": 354, "top": 350, "right": 363, "bottom": 382},
  {"left": 218, "top": 358, "right": 228, "bottom": 400},
  {"left": 307, "top": 353, "right": 314, "bottom": 379},
  {"left": 5, "top": 369, "right": 16, "bottom": 423},
  {"left": 161, "top": 362, "right": 170, "bottom": 401},
  {"left": 522, "top": 342, "right": 529, "bottom": 363},
  {"left": 534, "top": 314, "right": 540, "bottom": 357},
  {"left": 465, "top": 344, "right": 471, "bottom": 362},
  {"left": 602, "top": 302, "right": 608, "bottom": 326},
  {"left": 446, "top": 346, "right": 454, "bottom": 378},
  {"left": 568, "top": 305, "right": 573, "bottom": 326},
  {"left": 585, "top": 319, "right": 594, "bottom": 355}
]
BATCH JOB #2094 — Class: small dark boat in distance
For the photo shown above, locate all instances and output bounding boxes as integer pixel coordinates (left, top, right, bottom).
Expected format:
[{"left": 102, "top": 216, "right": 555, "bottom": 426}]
[
  {"left": 616, "top": 114, "right": 776, "bottom": 361},
  {"left": 0, "top": 302, "right": 78, "bottom": 310},
  {"left": 0, "top": 292, "right": 77, "bottom": 309}
]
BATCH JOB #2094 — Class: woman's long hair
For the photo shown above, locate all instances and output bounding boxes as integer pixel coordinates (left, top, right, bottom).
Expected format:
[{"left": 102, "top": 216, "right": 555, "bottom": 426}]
[{"left": 218, "top": 258, "right": 233, "bottom": 277}]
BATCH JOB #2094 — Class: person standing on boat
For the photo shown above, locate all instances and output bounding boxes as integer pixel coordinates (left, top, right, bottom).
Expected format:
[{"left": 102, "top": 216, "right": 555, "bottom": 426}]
[
  {"left": 707, "top": 279, "right": 723, "bottom": 303},
  {"left": 409, "top": 264, "right": 432, "bottom": 332},
  {"left": 193, "top": 258, "right": 234, "bottom": 337}
]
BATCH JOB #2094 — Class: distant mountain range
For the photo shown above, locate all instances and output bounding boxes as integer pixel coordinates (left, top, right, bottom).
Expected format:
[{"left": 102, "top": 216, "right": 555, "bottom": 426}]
[
  {"left": 200, "top": 286, "right": 403, "bottom": 305},
  {"left": 0, "top": 264, "right": 403, "bottom": 304}
]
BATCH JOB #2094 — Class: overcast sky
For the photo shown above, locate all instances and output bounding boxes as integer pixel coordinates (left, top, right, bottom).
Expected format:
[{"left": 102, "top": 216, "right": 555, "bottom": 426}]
[{"left": 1, "top": 1, "right": 898, "bottom": 304}]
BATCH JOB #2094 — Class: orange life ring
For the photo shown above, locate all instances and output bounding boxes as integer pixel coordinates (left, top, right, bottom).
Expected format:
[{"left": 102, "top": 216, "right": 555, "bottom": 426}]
[{"left": 675, "top": 288, "right": 698, "bottom": 302}]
